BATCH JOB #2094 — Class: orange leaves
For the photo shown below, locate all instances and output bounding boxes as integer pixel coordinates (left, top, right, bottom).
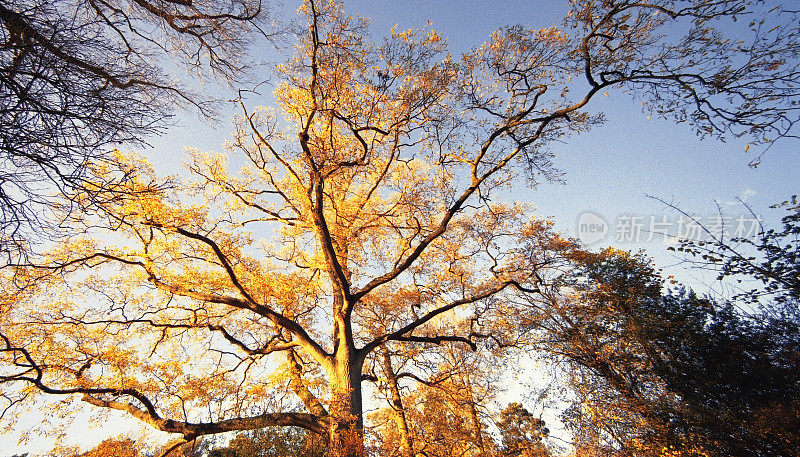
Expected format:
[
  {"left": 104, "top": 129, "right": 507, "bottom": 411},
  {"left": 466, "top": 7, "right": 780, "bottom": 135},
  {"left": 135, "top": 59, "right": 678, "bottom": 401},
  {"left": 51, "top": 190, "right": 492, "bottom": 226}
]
[
  {"left": 764, "top": 60, "right": 784, "bottom": 71},
  {"left": 391, "top": 23, "right": 444, "bottom": 47}
]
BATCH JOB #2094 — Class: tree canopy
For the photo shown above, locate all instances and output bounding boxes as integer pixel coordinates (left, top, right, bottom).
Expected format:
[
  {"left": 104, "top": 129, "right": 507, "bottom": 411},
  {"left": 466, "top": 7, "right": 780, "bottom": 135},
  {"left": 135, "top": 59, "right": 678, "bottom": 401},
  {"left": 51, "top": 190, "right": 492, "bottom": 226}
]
[{"left": 1, "top": 1, "right": 799, "bottom": 456}]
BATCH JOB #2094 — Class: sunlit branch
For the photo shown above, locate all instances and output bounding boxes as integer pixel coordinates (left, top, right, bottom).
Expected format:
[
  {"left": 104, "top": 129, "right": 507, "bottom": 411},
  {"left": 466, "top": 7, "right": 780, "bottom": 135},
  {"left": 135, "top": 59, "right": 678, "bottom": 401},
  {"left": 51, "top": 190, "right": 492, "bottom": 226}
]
[
  {"left": 16, "top": 248, "right": 331, "bottom": 365},
  {"left": 187, "top": 164, "right": 300, "bottom": 226},
  {"left": 81, "top": 394, "right": 327, "bottom": 437},
  {"left": 287, "top": 349, "right": 329, "bottom": 417},
  {"left": 3, "top": 329, "right": 327, "bottom": 436},
  {"left": 165, "top": 226, "right": 258, "bottom": 304},
  {"left": 361, "top": 281, "right": 513, "bottom": 356}
]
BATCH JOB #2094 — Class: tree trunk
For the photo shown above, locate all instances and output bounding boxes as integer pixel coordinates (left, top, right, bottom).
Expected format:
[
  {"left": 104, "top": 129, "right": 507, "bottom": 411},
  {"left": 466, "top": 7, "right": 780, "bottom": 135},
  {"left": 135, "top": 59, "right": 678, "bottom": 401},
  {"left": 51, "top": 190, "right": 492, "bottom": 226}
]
[
  {"left": 381, "top": 348, "right": 414, "bottom": 457},
  {"left": 327, "top": 351, "right": 366, "bottom": 457},
  {"left": 463, "top": 374, "right": 487, "bottom": 456}
]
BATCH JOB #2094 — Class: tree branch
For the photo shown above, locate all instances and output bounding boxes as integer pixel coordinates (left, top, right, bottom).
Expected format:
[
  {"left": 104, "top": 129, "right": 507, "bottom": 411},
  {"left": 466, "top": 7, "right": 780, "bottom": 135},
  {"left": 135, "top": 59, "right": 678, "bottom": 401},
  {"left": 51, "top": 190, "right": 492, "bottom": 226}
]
[{"left": 361, "top": 281, "right": 513, "bottom": 356}]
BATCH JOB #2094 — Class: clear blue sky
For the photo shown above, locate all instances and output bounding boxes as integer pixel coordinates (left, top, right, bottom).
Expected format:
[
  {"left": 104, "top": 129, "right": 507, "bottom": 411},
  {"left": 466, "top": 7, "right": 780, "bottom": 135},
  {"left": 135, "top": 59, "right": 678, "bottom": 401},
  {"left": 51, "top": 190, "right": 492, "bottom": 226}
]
[
  {"left": 4, "top": 1, "right": 798, "bottom": 454},
  {"left": 347, "top": 0, "right": 798, "bottom": 295}
]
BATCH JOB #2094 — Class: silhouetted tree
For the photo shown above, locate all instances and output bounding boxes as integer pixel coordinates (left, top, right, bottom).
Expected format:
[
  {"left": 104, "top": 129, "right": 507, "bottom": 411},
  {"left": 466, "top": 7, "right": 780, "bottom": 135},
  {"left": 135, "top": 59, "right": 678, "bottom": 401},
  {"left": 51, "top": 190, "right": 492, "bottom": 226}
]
[
  {"left": 0, "top": 0, "right": 269, "bottom": 253},
  {"left": 547, "top": 248, "right": 800, "bottom": 456},
  {"left": 669, "top": 195, "right": 800, "bottom": 306}
]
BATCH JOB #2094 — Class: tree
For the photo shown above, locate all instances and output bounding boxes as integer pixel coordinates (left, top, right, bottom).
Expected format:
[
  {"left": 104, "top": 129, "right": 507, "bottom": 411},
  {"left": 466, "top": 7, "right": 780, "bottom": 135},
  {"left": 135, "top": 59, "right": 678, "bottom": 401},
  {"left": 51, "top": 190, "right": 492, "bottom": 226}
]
[
  {"left": 0, "top": 0, "right": 268, "bottom": 254},
  {"left": 2, "top": 1, "right": 800, "bottom": 456},
  {"left": 522, "top": 248, "right": 674, "bottom": 455},
  {"left": 55, "top": 435, "right": 219, "bottom": 457},
  {"left": 48, "top": 437, "right": 144, "bottom": 457},
  {"left": 542, "top": 247, "right": 800, "bottom": 457},
  {"left": 668, "top": 194, "right": 800, "bottom": 306},
  {"left": 73, "top": 438, "right": 143, "bottom": 457},
  {"left": 656, "top": 195, "right": 800, "bottom": 456},
  {"left": 204, "top": 428, "right": 326, "bottom": 457},
  {"left": 649, "top": 297, "right": 800, "bottom": 457},
  {"left": 496, "top": 403, "right": 549, "bottom": 457},
  {"left": 368, "top": 343, "right": 502, "bottom": 457}
]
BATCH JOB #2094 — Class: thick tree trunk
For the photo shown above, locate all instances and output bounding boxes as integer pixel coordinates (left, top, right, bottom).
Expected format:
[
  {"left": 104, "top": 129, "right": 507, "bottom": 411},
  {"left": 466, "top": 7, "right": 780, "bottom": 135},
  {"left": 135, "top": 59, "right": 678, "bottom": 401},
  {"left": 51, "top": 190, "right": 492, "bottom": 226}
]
[{"left": 327, "top": 351, "right": 366, "bottom": 457}]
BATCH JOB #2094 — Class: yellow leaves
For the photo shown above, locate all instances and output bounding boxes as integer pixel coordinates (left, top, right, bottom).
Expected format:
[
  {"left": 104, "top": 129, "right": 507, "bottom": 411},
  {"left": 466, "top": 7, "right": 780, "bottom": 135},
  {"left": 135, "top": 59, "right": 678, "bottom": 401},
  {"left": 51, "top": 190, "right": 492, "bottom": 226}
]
[
  {"left": 275, "top": 82, "right": 315, "bottom": 122},
  {"left": 188, "top": 148, "right": 228, "bottom": 180},
  {"left": 659, "top": 445, "right": 711, "bottom": 457},
  {"left": 392, "top": 26, "right": 415, "bottom": 43}
]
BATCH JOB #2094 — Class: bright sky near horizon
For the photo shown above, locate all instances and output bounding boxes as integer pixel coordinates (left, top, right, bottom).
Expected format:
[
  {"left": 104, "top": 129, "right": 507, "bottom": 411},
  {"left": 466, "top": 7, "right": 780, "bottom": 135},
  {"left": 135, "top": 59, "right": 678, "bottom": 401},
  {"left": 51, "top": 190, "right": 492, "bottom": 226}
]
[{"left": 3, "top": 1, "right": 798, "bottom": 455}]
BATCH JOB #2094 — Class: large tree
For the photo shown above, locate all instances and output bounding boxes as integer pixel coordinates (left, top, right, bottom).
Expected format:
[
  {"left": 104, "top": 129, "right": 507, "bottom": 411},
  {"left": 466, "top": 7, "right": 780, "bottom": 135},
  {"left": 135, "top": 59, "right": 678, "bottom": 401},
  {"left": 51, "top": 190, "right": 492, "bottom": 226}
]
[{"left": 1, "top": 1, "right": 799, "bottom": 456}]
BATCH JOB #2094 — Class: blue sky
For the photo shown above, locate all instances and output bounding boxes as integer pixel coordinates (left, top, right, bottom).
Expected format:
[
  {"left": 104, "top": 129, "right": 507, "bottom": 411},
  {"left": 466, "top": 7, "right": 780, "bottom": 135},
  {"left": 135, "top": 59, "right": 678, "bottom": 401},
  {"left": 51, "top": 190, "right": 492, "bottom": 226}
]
[
  {"left": 349, "top": 1, "right": 797, "bottom": 294},
  {"left": 338, "top": 0, "right": 798, "bottom": 283},
  {"left": 154, "top": 0, "right": 797, "bottom": 291},
  {"left": 4, "top": 1, "right": 797, "bottom": 454}
]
